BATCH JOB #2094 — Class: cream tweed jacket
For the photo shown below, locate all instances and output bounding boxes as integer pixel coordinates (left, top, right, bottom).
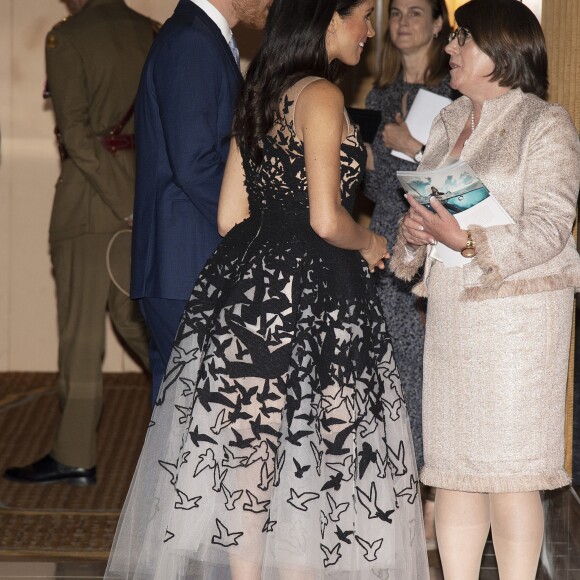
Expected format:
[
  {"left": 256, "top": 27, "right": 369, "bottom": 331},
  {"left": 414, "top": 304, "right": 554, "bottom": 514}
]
[{"left": 391, "top": 89, "right": 580, "bottom": 300}]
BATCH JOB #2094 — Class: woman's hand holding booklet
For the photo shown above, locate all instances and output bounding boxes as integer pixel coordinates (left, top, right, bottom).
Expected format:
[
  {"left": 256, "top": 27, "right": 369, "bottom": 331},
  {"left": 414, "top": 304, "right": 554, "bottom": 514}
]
[{"left": 397, "top": 160, "right": 514, "bottom": 267}]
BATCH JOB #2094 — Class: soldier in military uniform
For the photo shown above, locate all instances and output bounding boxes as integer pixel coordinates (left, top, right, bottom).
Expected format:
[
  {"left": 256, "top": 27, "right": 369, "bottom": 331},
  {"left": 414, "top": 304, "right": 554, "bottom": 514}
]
[{"left": 4, "top": 0, "right": 154, "bottom": 485}]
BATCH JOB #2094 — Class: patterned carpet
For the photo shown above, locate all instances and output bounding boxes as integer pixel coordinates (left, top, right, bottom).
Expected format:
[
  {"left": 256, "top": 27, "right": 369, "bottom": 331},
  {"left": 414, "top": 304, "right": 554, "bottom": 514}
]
[{"left": 0, "top": 373, "right": 150, "bottom": 560}]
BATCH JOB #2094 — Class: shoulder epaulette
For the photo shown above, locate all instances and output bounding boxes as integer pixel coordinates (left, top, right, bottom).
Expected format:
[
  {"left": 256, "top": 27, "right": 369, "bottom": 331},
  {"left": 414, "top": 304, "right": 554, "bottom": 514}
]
[
  {"left": 46, "top": 16, "right": 69, "bottom": 49},
  {"left": 53, "top": 15, "right": 70, "bottom": 29}
]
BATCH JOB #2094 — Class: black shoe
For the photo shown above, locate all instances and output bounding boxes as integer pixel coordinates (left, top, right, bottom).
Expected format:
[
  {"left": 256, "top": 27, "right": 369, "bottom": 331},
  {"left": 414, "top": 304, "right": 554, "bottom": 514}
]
[{"left": 3, "top": 454, "right": 96, "bottom": 485}]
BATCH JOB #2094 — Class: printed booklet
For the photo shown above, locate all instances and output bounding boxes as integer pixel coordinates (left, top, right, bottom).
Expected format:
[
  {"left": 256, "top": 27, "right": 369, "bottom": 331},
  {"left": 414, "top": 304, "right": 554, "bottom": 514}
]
[
  {"left": 391, "top": 89, "right": 452, "bottom": 163},
  {"left": 396, "top": 160, "right": 514, "bottom": 267}
]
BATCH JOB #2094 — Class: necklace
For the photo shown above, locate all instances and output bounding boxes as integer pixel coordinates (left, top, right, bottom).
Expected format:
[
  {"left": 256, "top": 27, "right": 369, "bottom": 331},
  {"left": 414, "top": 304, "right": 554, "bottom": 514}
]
[{"left": 464, "top": 110, "right": 476, "bottom": 147}]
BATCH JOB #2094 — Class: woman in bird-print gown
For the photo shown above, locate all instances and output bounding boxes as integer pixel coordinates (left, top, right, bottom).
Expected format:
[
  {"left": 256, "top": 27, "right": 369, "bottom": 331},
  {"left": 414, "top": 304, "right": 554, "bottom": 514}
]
[{"left": 105, "top": 0, "right": 428, "bottom": 578}]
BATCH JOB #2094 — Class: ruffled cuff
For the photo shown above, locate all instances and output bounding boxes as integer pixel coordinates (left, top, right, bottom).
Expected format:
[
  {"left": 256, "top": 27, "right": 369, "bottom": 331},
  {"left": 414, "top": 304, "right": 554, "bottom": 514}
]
[
  {"left": 390, "top": 230, "right": 428, "bottom": 281},
  {"left": 461, "top": 226, "right": 580, "bottom": 301},
  {"left": 469, "top": 225, "right": 503, "bottom": 287},
  {"left": 459, "top": 225, "right": 504, "bottom": 301}
]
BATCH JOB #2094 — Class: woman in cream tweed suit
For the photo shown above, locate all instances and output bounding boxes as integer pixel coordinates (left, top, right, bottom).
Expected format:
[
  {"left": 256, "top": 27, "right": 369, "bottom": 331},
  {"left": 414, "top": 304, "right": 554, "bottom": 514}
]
[{"left": 391, "top": 0, "right": 580, "bottom": 578}]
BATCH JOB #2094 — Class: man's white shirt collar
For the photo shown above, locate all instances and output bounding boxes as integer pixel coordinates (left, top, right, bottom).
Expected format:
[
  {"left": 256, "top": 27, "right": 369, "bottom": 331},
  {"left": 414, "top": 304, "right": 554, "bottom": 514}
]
[{"left": 191, "top": 0, "right": 234, "bottom": 45}]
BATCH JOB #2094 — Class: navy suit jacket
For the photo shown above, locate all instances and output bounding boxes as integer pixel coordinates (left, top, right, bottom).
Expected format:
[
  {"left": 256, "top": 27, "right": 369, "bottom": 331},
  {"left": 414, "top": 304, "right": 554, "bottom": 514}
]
[{"left": 131, "top": 0, "right": 243, "bottom": 300}]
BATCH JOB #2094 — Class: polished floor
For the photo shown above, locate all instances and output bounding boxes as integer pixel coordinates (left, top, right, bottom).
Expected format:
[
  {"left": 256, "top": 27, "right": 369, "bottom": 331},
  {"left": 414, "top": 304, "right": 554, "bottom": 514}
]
[{"left": 0, "top": 487, "right": 578, "bottom": 579}]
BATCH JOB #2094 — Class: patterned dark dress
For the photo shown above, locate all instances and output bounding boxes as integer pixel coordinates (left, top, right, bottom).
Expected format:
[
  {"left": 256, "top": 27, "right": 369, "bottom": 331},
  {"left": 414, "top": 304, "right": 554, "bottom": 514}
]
[
  {"left": 106, "top": 77, "right": 428, "bottom": 580},
  {"left": 365, "top": 75, "right": 455, "bottom": 469}
]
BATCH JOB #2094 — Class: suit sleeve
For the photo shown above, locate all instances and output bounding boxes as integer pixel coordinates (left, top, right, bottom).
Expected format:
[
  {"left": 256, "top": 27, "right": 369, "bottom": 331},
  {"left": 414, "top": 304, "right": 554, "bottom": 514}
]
[
  {"left": 470, "top": 106, "right": 580, "bottom": 284},
  {"left": 152, "top": 29, "right": 230, "bottom": 226},
  {"left": 46, "top": 29, "right": 134, "bottom": 220}
]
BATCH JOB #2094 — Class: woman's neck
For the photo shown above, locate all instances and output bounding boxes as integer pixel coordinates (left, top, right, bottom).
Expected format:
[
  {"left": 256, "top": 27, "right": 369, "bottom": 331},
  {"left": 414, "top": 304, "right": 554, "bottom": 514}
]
[
  {"left": 401, "top": 50, "right": 430, "bottom": 84},
  {"left": 468, "top": 85, "right": 511, "bottom": 125}
]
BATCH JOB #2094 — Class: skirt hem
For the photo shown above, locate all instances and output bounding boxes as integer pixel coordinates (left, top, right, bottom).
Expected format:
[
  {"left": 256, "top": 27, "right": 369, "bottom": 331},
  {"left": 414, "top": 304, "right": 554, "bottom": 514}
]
[{"left": 420, "top": 466, "right": 571, "bottom": 493}]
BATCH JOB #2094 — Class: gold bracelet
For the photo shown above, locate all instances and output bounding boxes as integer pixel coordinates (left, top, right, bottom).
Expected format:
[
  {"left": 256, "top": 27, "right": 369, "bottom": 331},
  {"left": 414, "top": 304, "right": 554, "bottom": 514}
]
[{"left": 460, "top": 229, "right": 476, "bottom": 258}]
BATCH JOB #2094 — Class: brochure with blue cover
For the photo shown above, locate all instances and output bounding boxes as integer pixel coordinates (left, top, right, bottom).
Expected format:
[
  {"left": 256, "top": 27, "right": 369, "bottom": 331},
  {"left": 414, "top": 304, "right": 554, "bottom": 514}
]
[{"left": 397, "top": 160, "right": 514, "bottom": 267}]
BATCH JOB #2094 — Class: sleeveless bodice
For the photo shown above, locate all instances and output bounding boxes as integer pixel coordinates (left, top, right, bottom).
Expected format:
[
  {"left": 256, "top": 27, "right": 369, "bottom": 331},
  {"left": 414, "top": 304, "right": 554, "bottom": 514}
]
[{"left": 241, "top": 84, "right": 367, "bottom": 223}]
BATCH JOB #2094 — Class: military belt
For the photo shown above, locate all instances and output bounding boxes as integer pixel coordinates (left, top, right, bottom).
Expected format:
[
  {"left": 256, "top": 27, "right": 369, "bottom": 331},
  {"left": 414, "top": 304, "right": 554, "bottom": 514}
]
[
  {"left": 54, "top": 98, "right": 136, "bottom": 161},
  {"left": 97, "top": 133, "right": 136, "bottom": 153},
  {"left": 55, "top": 131, "right": 136, "bottom": 161}
]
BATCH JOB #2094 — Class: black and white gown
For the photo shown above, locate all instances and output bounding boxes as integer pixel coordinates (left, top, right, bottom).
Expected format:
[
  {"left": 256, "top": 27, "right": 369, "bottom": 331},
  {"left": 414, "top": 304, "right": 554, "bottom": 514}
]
[{"left": 106, "top": 77, "right": 428, "bottom": 580}]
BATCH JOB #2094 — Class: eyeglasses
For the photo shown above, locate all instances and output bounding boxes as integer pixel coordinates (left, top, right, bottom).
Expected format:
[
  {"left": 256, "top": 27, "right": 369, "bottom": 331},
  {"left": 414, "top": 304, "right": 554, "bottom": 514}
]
[{"left": 448, "top": 27, "right": 471, "bottom": 47}]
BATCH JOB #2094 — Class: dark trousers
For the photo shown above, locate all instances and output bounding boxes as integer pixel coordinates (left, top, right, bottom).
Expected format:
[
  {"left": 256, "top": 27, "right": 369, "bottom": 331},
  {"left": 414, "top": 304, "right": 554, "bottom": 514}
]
[
  {"left": 51, "top": 233, "right": 150, "bottom": 468},
  {"left": 139, "top": 297, "right": 188, "bottom": 406}
]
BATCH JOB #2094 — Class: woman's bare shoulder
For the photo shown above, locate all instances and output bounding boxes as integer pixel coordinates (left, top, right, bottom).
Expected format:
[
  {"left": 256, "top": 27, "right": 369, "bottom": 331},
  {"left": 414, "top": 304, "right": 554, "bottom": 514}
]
[{"left": 294, "top": 79, "right": 344, "bottom": 129}]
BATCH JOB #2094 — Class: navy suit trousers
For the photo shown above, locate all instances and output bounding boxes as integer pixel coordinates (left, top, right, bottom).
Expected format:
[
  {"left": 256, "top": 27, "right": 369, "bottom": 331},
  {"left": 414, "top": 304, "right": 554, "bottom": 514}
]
[{"left": 140, "top": 297, "right": 188, "bottom": 406}]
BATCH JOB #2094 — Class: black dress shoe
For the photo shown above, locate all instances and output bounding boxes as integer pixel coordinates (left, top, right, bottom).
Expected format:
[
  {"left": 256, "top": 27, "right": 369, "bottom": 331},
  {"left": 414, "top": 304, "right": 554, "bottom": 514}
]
[{"left": 4, "top": 454, "right": 96, "bottom": 485}]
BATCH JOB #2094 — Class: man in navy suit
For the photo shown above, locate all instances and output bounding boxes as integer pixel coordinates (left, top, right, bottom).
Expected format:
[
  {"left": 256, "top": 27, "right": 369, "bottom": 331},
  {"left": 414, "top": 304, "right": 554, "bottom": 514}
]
[{"left": 131, "top": 0, "right": 269, "bottom": 405}]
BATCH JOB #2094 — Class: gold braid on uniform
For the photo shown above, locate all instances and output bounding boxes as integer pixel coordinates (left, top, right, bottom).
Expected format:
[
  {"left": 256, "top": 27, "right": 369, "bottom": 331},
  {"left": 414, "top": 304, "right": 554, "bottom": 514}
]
[{"left": 46, "top": 16, "right": 69, "bottom": 49}]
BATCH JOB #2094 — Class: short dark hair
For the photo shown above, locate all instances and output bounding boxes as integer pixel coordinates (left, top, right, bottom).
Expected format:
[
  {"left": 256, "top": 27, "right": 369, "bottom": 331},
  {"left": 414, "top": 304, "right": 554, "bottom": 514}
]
[
  {"left": 376, "top": 0, "right": 452, "bottom": 88},
  {"left": 233, "top": 0, "right": 368, "bottom": 161},
  {"left": 455, "top": 0, "right": 548, "bottom": 99}
]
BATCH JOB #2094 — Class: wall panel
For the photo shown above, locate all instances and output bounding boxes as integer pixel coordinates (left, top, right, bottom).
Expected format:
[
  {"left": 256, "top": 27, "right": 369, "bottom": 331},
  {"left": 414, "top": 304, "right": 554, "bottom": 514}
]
[
  {"left": 0, "top": 0, "right": 12, "bottom": 369},
  {"left": 542, "top": 0, "right": 580, "bottom": 477}
]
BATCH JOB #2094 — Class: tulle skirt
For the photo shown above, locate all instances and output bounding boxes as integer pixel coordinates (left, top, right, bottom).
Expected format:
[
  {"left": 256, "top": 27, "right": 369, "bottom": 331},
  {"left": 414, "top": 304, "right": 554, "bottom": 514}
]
[{"left": 105, "top": 218, "right": 429, "bottom": 579}]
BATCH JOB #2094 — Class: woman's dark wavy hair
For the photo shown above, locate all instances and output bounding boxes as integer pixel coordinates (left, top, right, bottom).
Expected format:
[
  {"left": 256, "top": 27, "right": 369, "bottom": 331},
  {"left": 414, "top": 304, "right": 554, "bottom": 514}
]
[
  {"left": 375, "top": 0, "right": 451, "bottom": 88},
  {"left": 233, "top": 0, "right": 367, "bottom": 162},
  {"left": 455, "top": 0, "right": 548, "bottom": 99}
]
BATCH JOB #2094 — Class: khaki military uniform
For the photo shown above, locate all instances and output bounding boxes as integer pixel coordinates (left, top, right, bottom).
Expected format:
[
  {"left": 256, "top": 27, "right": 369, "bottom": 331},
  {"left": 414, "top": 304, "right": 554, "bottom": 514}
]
[{"left": 46, "top": 0, "right": 154, "bottom": 468}]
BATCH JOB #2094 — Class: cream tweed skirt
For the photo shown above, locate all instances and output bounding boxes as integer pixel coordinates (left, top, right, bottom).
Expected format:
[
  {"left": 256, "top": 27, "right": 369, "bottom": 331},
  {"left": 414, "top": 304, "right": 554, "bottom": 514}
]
[{"left": 421, "top": 261, "right": 574, "bottom": 493}]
